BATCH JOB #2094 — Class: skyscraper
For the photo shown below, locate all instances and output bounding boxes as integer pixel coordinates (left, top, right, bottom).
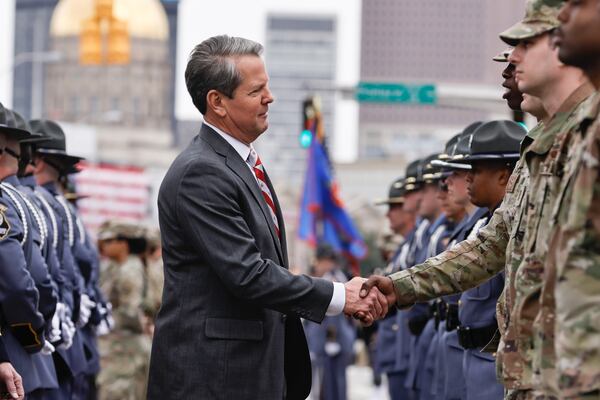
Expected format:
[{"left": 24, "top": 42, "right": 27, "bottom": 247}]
[{"left": 359, "top": 0, "right": 524, "bottom": 160}]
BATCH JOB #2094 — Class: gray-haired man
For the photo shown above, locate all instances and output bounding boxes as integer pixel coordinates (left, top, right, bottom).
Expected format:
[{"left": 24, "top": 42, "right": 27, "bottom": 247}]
[{"left": 147, "top": 35, "right": 387, "bottom": 400}]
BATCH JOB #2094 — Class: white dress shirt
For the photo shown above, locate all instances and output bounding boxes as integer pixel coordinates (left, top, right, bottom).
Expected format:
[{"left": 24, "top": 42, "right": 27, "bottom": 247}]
[{"left": 203, "top": 122, "right": 345, "bottom": 316}]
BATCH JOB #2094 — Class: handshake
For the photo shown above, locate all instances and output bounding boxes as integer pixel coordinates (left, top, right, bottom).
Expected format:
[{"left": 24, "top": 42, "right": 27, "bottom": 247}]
[{"left": 342, "top": 275, "right": 398, "bottom": 325}]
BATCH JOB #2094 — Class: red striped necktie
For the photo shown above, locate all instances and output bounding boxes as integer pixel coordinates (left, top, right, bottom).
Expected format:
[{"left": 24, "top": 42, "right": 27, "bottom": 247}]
[{"left": 247, "top": 147, "right": 280, "bottom": 237}]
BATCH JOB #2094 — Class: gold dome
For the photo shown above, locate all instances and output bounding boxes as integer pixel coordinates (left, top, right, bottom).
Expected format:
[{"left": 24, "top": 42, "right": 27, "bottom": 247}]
[{"left": 50, "top": 0, "right": 169, "bottom": 41}]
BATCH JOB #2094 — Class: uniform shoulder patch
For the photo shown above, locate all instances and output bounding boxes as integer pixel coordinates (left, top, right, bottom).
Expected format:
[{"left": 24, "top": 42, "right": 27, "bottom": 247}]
[
  {"left": 505, "top": 173, "right": 518, "bottom": 193},
  {"left": 0, "top": 205, "right": 11, "bottom": 240}
]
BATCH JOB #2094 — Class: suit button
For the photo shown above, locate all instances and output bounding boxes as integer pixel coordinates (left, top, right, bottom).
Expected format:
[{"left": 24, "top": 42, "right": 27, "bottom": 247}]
[
  {"left": 392, "top": 324, "right": 399, "bottom": 331},
  {"left": 281, "top": 314, "right": 287, "bottom": 323}
]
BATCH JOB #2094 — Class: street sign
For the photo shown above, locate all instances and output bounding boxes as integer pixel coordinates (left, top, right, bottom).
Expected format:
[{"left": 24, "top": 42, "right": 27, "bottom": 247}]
[{"left": 356, "top": 82, "right": 437, "bottom": 105}]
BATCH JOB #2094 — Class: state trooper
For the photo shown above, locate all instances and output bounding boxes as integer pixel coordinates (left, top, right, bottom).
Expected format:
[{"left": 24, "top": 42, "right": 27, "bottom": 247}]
[
  {"left": 58, "top": 175, "right": 106, "bottom": 398},
  {"left": 404, "top": 155, "right": 446, "bottom": 400},
  {"left": 429, "top": 122, "right": 486, "bottom": 400},
  {"left": 29, "top": 119, "right": 91, "bottom": 399},
  {"left": 373, "top": 175, "right": 418, "bottom": 400},
  {"left": 407, "top": 154, "right": 455, "bottom": 400},
  {"left": 0, "top": 104, "right": 59, "bottom": 399},
  {"left": 451, "top": 120, "right": 527, "bottom": 400}
]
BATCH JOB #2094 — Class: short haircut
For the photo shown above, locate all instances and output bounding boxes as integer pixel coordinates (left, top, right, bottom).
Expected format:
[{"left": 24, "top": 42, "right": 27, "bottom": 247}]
[{"left": 185, "top": 35, "right": 264, "bottom": 115}]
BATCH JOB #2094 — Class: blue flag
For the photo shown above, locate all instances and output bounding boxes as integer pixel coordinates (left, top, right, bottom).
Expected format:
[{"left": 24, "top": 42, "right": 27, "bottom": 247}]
[{"left": 298, "top": 135, "right": 367, "bottom": 264}]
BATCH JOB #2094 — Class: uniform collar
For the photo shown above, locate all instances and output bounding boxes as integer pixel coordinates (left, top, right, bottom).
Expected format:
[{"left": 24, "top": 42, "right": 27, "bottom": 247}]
[
  {"left": 42, "top": 181, "right": 59, "bottom": 195},
  {"left": 18, "top": 174, "right": 36, "bottom": 188},
  {"left": 203, "top": 122, "right": 252, "bottom": 164},
  {"left": 527, "top": 83, "right": 595, "bottom": 156},
  {"left": 3, "top": 174, "right": 21, "bottom": 187}
]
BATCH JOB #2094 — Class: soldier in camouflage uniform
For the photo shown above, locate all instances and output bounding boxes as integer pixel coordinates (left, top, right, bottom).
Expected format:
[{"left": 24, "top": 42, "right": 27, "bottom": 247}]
[
  {"left": 536, "top": 1, "right": 600, "bottom": 398},
  {"left": 360, "top": 1, "right": 596, "bottom": 399},
  {"left": 97, "top": 220, "right": 151, "bottom": 400}
]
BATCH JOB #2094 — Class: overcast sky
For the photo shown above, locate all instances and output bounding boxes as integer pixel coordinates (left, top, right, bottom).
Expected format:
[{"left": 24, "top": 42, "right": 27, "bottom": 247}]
[{"left": 0, "top": 0, "right": 15, "bottom": 107}]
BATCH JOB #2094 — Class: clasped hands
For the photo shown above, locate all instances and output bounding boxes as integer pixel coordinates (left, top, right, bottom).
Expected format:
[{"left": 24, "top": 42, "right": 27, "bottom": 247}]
[{"left": 342, "top": 275, "right": 399, "bottom": 325}]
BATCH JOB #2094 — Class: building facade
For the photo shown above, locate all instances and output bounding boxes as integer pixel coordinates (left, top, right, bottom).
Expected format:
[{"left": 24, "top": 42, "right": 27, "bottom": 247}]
[{"left": 359, "top": 0, "right": 524, "bottom": 161}]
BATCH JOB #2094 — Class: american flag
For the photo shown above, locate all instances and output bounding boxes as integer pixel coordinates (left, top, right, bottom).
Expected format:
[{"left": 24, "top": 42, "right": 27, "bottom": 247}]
[{"left": 73, "top": 162, "right": 152, "bottom": 234}]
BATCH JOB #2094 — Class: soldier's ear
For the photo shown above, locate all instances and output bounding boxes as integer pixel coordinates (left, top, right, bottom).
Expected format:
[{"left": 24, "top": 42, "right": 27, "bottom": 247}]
[
  {"left": 499, "top": 167, "right": 512, "bottom": 186},
  {"left": 207, "top": 90, "right": 227, "bottom": 118}
]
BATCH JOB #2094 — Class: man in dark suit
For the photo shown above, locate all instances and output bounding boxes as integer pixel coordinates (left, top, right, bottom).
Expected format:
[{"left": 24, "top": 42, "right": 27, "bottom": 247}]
[{"left": 147, "top": 35, "right": 387, "bottom": 400}]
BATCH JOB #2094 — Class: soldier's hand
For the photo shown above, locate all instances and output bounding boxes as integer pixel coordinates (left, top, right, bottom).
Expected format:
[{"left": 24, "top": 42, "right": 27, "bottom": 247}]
[
  {"left": 343, "top": 277, "right": 389, "bottom": 326},
  {"left": 0, "top": 362, "right": 24, "bottom": 400},
  {"left": 360, "top": 275, "right": 397, "bottom": 308}
]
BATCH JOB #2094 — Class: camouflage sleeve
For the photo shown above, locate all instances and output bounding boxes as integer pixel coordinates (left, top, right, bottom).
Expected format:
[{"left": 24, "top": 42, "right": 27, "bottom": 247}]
[
  {"left": 551, "top": 123, "right": 600, "bottom": 397},
  {"left": 113, "top": 260, "right": 145, "bottom": 333},
  {"left": 389, "top": 206, "right": 509, "bottom": 308}
]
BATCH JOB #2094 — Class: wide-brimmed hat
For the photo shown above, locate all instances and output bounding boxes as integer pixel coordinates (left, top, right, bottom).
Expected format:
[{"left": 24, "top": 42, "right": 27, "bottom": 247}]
[
  {"left": 29, "top": 119, "right": 85, "bottom": 165},
  {"left": 375, "top": 177, "right": 407, "bottom": 205},
  {"left": 453, "top": 120, "right": 526, "bottom": 164},
  {"left": 403, "top": 159, "right": 425, "bottom": 192},
  {"left": 0, "top": 104, "right": 32, "bottom": 141},
  {"left": 421, "top": 153, "right": 444, "bottom": 183},
  {"left": 433, "top": 122, "right": 482, "bottom": 171}
]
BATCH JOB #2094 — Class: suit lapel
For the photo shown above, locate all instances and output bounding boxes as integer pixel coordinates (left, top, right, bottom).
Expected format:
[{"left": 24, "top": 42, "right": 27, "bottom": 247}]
[{"left": 199, "top": 125, "right": 285, "bottom": 264}]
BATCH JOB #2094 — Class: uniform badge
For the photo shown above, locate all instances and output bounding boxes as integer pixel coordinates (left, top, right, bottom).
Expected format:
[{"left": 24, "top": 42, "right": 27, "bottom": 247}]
[
  {"left": 0, "top": 205, "right": 11, "bottom": 240},
  {"left": 506, "top": 173, "right": 518, "bottom": 193}
]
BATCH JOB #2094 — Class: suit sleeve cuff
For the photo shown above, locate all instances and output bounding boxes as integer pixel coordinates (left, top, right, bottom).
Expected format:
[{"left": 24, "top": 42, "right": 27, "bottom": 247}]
[{"left": 325, "top": 282, "right": 345, "bottom": 316}]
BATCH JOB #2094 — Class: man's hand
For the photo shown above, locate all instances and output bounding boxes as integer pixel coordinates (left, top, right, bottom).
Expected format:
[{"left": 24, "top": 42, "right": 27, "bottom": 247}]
[
  {"left": 343, "top": 277, "right": 389, "bottom": 326},
  {"left": 359, "top": 275, "right": 397, "bottom": 306},
  {"left": 0, "top": 362, "right": 24, "bottom": 400}
]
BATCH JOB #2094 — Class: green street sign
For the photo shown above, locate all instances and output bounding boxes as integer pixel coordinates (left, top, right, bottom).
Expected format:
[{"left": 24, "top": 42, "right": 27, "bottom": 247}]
[{"left": 356, "top": 82, "right": 437, "bottom": 105}]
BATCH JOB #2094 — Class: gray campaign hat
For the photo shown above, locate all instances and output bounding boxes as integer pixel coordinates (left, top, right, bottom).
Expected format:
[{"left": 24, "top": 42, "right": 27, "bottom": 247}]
[
  {"left": 453, "top": 120, "right": 526, "bottom": 164},
  {"left": 433, "top": 122, "right": 482, "bottom": 171},
  {"left": 422, "top": 153, "right": 444, "bottom": 183},
  {"left": 403, "top": 159, "right": 425, "bottom": 192},
  {"left": 29, "top": 119, "right": 85, "bottom": 163},
  {"left": 0, "top": 104, "right": 32, "bottom": 141},
  {"left": 375, "top": 177, "right": 407, "bottom": 205}
]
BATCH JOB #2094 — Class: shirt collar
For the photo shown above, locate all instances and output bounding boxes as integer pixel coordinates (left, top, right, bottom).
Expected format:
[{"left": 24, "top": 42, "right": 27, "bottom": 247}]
[{"left": 204, "top": 121, "right": 252, "bottom": 163}]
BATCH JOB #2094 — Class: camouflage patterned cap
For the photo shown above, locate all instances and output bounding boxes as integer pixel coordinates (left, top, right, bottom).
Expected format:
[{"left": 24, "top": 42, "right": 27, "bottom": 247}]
[
  {"left": 97, "top": 219, "right": 145, "bottom": 241},
  {"left": 492, "top": 48, "right": 512, "bottom": 63},
  {"left": 499, "top": 0, "right": 564, "bottom": 46}
]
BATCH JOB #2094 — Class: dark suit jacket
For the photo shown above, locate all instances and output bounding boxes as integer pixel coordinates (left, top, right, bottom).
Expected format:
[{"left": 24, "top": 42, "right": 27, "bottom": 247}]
[{"left": 147, "top": 125, "right": 334, "bottom": 400}]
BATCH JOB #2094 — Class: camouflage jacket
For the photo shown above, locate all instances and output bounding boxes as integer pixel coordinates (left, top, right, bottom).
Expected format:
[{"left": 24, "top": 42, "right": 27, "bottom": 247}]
[
  {"left": 389, "top": 84, "right": 595, "bottom": 392},
  {"left": 540, "top": 92, "right": 600, "bottom": 398},
  {"left": 99, "top": 255, "right": 146, "bottom": 334}
]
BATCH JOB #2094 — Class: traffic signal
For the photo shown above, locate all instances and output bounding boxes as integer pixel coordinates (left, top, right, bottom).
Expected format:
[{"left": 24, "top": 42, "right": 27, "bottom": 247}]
[
  {"left": 301, "top": 97, "right": 319, "bottom": 149},
  {"left": 299, "top": 129, "right": 312, "bottom": 148}
]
